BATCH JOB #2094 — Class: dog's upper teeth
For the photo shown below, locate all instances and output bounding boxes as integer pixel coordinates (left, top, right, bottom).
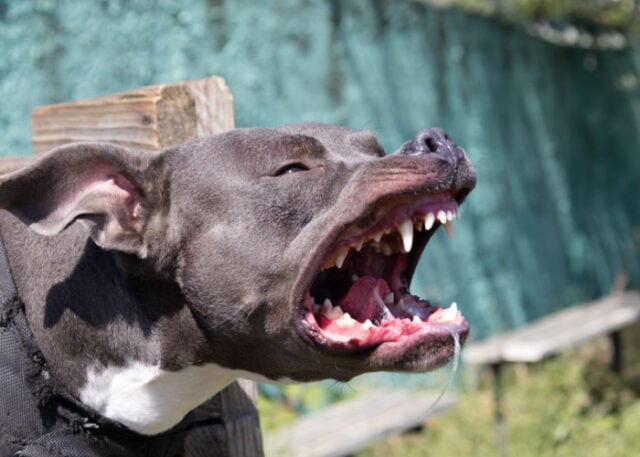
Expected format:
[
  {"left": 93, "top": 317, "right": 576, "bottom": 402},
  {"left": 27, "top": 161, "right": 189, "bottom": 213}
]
[
  {"left": 373, "top": 231, "right": 383, "bottom": 243},
  {"left": 398, "top": 219, "right": 413, "bottom": 253},
  {"left": 362, "top": 319, "right": 375, "bottom": 330},
  {"left": 335, "top": 248, "right": 348, "bottom": 269},
  {"left": 384, "top": 292, "right": 395, "bottom": 305},
  {"left": 437, "top": 210, "right": 447, "bottom": 224},
  {"left": 424, "top": 212, "right": 435, "bottom": 231},
  {"left": 446, "top": 210, "right": 454, "bottom": 221},
  {"left": 444, "top": 220, "right": 454, "bottom": 238}
]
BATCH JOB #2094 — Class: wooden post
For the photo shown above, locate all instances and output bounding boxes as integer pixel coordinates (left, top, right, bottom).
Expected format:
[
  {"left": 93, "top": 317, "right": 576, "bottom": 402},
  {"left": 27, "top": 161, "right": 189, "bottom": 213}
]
[{"left": 27, "top": 76, "right": 264, "bottom": 457}]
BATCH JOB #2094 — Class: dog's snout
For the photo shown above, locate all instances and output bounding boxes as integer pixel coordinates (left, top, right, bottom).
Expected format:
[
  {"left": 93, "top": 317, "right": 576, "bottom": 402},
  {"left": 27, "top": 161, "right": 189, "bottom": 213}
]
[{"left": 400, "top": 128, "right": 464, "bottom": 164}]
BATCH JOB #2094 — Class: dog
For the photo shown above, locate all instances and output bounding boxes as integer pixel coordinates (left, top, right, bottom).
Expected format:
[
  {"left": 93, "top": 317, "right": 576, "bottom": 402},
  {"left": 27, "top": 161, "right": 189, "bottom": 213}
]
[{"left": 0, "top": 123, "right": 475, "bottom": 456}]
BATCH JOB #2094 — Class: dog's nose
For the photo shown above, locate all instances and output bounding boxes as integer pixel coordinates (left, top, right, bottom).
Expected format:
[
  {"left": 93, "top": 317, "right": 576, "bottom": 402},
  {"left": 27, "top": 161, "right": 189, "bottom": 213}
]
[{"left": 399, "top": 128, "right": 464, "bottom": 165}]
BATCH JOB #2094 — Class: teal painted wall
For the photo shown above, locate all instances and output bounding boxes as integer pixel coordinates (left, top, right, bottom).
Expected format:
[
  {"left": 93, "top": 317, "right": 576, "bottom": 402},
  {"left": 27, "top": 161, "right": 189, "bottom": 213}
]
[{"left": 1, "top": 0, "right": 639, "bottom": 340}]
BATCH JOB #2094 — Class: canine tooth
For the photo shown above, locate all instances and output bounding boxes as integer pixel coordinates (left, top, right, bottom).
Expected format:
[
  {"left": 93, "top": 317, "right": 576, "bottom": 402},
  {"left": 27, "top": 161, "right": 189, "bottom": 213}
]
[
  {"left": 335, "top": 248, "right": 348, "bottom": 269},
  {"left": 385, "top": 292, "right": 395, "bottom": 305},
  {"left": 424, "top": 213, "right": 435, "bottom": 231},
  {"left": 440, "top": 302, "right": 459, "bottom": 322},
  {"left": 398, "top": 220, "right": 414, "bottom": 253},
  {"left": 444, "top": 220, "right": 454, "bottom": 238},
  {"left": 437, "top": 210, "right": 447, "bottom": 224}
]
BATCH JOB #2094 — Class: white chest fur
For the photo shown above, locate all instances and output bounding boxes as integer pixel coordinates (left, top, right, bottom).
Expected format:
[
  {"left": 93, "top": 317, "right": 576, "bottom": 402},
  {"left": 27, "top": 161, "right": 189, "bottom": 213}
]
[{"left": 80, "top": 361, "right": 250, "bottom": 435}]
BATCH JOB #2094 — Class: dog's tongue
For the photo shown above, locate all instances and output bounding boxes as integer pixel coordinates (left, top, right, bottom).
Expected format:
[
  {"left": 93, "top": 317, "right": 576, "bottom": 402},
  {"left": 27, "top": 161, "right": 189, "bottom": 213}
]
[{"left": 337, "top": 276, "right": 392, "bottom": 323}]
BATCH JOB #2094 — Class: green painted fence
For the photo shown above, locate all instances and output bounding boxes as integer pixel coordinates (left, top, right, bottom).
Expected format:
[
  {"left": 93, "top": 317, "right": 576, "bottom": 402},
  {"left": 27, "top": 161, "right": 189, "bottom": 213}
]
[{"left": 1, "top": 0, "right": 639, "bottom": 341}]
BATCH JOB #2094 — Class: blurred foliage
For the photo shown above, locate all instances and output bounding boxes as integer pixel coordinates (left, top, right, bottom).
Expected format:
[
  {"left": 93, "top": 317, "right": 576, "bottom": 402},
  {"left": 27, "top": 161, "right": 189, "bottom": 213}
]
[{"left": 424, "top": 0, "right": 640, "bottom": 32}]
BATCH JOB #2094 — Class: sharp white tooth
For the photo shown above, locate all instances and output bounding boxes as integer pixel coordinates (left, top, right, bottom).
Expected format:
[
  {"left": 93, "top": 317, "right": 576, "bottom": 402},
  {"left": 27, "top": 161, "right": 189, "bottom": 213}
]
[
  {"left": 320, "top": 299, "right": 333, "bottom": 317},
  {"left": 437, "top": 210, "right": 447, "bottom": 224},
  {"left": 398, "top": 220, "right": 414, "bottom": 253},
  {"left": 328, "top": 305, "right": 344, "bottom": 320},
  {"left": 373, "top": 232, "right": 383, "bottom": 243},
  {"left": 354, "top": 240, "right": 364, "bottom": 252},
  {"left": 335, "top": 248, "right": 348, "bottom": 269},
  {"left": 385, "top": 292, "right": 395, "bottom": 305},
  {"left": 424, "top": 213, "right": 435, "bottom": 231},
  {"left": 413, "top": 315, "right": 422, "bottom": 324},
  {"left": 440, "top": 302, "right": 459, "bottom": 322},
  {"left": 447, "top": 210, "right": 454, "bottom": 221},
  {"left": 444, "top": 220, "right": 454, "bottom": 238},
  {"left": 397, "top": 298, "right": 406, "bottom": 310},
  {"left": 362, "top": 319, "right": 374, "bottom": 330}
]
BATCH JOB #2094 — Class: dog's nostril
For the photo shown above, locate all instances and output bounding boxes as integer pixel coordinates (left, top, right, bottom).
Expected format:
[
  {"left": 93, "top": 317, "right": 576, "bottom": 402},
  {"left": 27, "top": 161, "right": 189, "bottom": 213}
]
[{"left": 424, "top": 136, "right": 438, "bottom": 153}]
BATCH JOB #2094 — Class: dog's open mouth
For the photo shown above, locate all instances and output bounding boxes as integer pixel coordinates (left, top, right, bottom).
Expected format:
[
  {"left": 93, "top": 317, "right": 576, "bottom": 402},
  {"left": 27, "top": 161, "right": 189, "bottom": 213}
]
[{"left": 298, "top": 191, "right": 468, "bottom": 354}]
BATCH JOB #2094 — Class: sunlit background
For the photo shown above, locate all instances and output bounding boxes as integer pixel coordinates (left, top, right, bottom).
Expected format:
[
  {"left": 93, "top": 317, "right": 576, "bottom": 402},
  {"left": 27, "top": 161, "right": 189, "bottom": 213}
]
[{"left": 1, "top": 1, "right": 639, "bottom": 455}]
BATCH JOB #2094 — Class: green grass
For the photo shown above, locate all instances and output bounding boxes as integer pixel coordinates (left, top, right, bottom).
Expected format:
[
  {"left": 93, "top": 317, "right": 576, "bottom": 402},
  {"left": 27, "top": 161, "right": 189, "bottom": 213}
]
[
  {"left": 356, "top": 337, "right": 640, "bottom": 457},
  {"left": 260, "top": 331, "right": 640, "bottom": 456}
]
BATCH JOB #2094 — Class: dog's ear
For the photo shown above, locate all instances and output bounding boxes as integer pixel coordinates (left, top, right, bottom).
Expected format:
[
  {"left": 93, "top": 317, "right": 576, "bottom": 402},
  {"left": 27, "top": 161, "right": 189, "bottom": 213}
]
[{"left": 0, "top": 143, "right": 161, "bottom": 256}]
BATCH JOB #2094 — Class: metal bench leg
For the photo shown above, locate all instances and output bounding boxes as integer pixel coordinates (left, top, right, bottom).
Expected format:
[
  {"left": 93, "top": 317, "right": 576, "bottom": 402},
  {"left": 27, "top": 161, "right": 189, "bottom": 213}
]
[
  {"left": 610, "top": 330, "right": 623, "bottom": 373},
  {"left": 491, "top": 363, "right": 508, "bottom": 457}
]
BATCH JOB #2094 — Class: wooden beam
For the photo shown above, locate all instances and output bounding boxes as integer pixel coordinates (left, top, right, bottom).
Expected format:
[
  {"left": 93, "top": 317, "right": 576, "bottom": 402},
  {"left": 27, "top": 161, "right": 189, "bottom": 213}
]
[
  {"left": 31, "top": 76, "right": 235, "bottom": 154},
  {"left": 29, "top": 76, "right": 263, "bottom": 457}
]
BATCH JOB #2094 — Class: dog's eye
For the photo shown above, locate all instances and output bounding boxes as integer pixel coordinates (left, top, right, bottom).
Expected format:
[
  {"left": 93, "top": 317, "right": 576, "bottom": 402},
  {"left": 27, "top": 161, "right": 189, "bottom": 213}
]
[{"left": 274, "top": 163, "right": 309, "bottom": 176}]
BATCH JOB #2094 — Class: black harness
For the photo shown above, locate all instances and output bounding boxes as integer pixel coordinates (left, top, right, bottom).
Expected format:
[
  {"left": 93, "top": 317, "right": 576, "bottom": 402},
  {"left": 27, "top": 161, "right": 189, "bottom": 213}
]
[{"left": 0, "top": 235, "right": 210, "bottom": 457}]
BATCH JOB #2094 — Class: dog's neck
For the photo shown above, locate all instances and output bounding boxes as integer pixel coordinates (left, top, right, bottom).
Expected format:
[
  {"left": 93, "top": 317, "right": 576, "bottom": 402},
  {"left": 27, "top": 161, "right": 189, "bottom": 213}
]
[{"left": 0, "top": 215, "right": 252, "bottom": 434}]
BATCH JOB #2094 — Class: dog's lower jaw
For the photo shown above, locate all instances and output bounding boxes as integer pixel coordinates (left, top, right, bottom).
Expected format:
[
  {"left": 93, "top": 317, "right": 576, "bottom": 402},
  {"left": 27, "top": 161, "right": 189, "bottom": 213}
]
[{"left": 79, "top": 361, "right": 277, "bottom": 435}]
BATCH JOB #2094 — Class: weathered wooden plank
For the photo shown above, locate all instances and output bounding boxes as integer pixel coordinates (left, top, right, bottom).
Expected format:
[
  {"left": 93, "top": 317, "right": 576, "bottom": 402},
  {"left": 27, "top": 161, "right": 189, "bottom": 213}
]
[
  {"left": 264, "top": 390, "right": 456, "bottom": 457},
  {"left": 30, "top": 76, "right": 262, "bottom": 457},
  {"left": 31, "top": 75, "right": 234, "bottom": 154},
  {"left": 0, "top": 157, "right": 34, "bottom": 175},
  {"left": 464, "top": 291, "right": 640, "bottom": 364}
]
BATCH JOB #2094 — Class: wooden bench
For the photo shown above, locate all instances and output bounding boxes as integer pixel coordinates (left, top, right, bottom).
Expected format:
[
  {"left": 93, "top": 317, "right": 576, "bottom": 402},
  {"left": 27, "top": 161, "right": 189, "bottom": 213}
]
[
  {"left": 463, "top": 290, "right": 640, "bottom": 447},
  {"left": 464, "top": 291, "right": 640, "bottom": 367},
  {"left": 264, "top": 389, "right": 456, "bottom": 457}
]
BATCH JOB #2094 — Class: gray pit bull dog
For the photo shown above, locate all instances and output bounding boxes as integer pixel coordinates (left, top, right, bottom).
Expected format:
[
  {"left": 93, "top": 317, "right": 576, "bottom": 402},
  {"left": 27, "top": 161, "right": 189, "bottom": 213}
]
[{"left": 0, "top": 123, "right": 475, "bottom": 454}]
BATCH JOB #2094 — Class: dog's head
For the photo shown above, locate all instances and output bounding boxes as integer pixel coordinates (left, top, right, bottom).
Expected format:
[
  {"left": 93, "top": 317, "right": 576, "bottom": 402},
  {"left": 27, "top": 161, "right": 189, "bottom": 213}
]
[{"left": 0, "top": 123, "right": 475, "bottom": 383}]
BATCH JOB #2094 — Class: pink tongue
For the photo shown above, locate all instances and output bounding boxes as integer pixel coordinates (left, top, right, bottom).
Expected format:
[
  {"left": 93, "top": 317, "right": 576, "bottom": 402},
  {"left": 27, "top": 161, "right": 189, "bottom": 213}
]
[{"left": 337, "top": 276, "right": 390, "bottom": 323}]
